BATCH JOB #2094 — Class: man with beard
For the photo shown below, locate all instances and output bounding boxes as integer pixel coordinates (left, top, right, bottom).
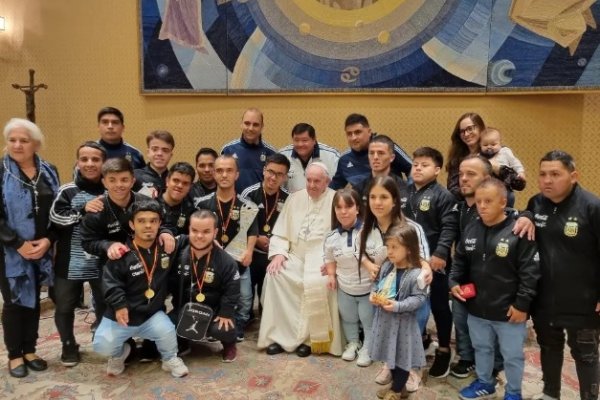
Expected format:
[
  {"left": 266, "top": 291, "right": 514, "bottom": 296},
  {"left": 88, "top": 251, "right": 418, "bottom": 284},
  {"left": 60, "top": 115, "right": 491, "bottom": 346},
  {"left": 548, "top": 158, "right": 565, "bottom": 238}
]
[
  {"left": 195, "top": 155, "right": 258, "bottom": 342},
  {"left": 50, "top": 141, "right": 107, "bottom": 367},
  {"left": 527, "top": 151, "right": 600, "bottom": 400},
  {"left": 93, "top": 199, "right": 188, "bottom": 378},
  {"left": 189, "top": 147, "right": 218, "bottom": 203},
  {"left": 169, "top": 210, "right": 241, "bottom": 361},
  {"left": 450, "top": 155, "right": 534, "bottom": 380}
]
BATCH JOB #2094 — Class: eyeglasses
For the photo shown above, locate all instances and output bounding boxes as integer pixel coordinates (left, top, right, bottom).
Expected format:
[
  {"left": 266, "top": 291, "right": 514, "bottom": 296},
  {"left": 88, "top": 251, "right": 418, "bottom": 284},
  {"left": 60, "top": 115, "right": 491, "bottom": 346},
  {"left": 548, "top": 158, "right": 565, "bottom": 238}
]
[
  {"left": 460, "top": 125, "right": 477, "bottom": 135},
  {"left": 264, "top": 168, "right": 287, "bottom": 179}
]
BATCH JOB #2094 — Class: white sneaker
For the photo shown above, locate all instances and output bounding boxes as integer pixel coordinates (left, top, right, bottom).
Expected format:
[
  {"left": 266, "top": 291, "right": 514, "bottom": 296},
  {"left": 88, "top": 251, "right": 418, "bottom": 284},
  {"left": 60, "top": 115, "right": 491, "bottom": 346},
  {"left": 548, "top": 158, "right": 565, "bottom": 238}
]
[
  {"left": 532, "top": 394, "right": 558, "bottom": 400},
  {"left": 106, "top": 342, "right": 131, "bottom": 376},
  {"left": 405, "top": 369, "right": 421, "bottom": 392},
  {"left": 375, "top": 365, "right": 392, "bottom": 385},
  {"left": 424, "top": 340, "right": 439, "bottom": 357},
  {"left": 162, "top": 356, "right": 189, "bottom": 378},
  {"left": 342, "top": 341, "right": 361, "bottom": 361},
  {"left": 356, "top": 346, "right": 372, "bottom": 367}
]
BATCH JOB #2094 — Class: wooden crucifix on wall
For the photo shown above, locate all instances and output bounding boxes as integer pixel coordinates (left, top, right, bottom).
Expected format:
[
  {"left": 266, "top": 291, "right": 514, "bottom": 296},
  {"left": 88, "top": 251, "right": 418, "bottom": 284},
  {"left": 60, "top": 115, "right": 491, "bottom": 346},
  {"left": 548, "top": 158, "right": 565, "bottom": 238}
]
[{"left": 12, "top": 69, "right": 48, "bottom": 123}]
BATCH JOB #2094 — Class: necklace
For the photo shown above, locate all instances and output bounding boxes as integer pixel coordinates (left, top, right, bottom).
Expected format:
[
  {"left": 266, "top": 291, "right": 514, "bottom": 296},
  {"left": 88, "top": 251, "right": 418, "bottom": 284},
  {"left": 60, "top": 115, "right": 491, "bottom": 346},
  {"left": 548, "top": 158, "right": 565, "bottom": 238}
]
[
  {"left": 191, "top": 248, "right": 212, "bottom": 302},
  {"left": 3, "top": 157, "right": 42, "bottom": 214},
  {"left": 300, "top": 192, "right": 327, "bottom": 238},
  {"left": 216, "top": 193, "right": 235, "bottom": 244},
  {"left": 176, "top": 202, "right": 186, "bottom": 228},
  {"left": 262, "top": 186, "right": 279, "bottom": 233},
  {"left": 132, "top": 241, "right": 159, "bottom": 299}
]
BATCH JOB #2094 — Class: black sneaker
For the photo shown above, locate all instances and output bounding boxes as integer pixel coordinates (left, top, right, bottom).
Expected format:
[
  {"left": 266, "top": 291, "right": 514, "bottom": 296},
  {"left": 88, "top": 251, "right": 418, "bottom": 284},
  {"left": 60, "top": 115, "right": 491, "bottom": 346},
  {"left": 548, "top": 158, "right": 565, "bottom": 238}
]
[
  {"left": 422, "top": 334, "right": 432, "bottom": 349},
  {"left": 124, "top": 338, "right": 137, "bottom": 364},
  {"left": 178, "top": 341, "right": 192, "bottom": 357},
  {"left": 139, "top": 339, "right": 160, "bottom": 363},
  {"left": 428, "top": 349, "right": 453, "bottom": 378},
  {"left": 61, "top": 342, "right": 81, "bottom": 367},
  {"left": 236, "top": 333, "right": 245, "bottom": 343},
  {"left": 450, "top": 359, "right": 475, "bottom": 378}
]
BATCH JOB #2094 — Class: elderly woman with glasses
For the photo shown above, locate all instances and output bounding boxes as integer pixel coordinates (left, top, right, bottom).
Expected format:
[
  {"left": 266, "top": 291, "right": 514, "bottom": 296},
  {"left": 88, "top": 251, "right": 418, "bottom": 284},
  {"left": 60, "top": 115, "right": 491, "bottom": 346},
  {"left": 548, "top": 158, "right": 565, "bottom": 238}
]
[
  {"left": 446, "top": 113, "right": 486, "bottom": 199},
  {"left": 0, "top": 118, "right": 59, "bottom": 378}
]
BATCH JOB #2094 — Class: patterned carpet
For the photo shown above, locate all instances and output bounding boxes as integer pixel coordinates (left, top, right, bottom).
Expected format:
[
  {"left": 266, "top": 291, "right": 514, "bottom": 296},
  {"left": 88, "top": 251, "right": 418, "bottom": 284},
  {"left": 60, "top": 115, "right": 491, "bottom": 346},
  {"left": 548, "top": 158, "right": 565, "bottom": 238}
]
[{"left": 0, "top": 300, "right": 582, "bottom": 400}]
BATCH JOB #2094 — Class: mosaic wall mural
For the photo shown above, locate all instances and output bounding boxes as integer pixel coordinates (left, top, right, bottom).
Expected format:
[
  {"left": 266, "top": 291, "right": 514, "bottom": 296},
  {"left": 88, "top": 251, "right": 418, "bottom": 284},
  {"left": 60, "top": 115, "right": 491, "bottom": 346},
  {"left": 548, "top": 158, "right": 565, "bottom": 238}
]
[{"left": 140, "top": 0, "right": 600, "bottom": 93}]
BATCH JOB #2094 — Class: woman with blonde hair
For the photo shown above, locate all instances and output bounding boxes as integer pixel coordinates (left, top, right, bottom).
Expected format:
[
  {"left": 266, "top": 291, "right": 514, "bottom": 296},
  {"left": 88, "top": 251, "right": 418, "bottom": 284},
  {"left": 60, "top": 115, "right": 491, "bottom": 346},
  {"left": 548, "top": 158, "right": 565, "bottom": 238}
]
[{"left": 0, "top": 118, "right": 59, "bottom": 378}]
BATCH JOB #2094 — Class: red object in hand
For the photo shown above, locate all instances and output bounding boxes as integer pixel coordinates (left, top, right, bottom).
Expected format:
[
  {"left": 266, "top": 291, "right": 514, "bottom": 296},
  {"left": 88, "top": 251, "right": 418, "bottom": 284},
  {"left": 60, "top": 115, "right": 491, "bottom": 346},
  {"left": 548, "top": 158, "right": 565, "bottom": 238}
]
[
  {"left": 460, "top": 283, "right": 476, "bottom": 299},
  {"left": 118, "top": 246, "right": 129, "bottom": 256}
]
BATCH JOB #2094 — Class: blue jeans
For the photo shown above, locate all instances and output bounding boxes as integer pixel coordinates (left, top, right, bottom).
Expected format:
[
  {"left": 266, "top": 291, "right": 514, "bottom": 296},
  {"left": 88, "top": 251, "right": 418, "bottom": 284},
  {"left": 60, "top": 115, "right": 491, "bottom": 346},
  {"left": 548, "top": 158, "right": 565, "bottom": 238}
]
[
  {"left": 416, "top": 296, "right": 431, "bottom": 334},
  {"left": 235, "top": 267, "right": 252, "bottom": 335},
  {"left": 453, "top": 298, "right": 474, "bottom": 362},
  {"left": 454, "top": 299, "right": 504, "bottom": 369},
  {"left": 337, "top": 289, "right": 374, "bottom": 345},
  {"left": 93, "top": 311, "right": 178, "bottom": 361},
  {"left": 467, "top": 314, "right": 526, "bottom": 395}
]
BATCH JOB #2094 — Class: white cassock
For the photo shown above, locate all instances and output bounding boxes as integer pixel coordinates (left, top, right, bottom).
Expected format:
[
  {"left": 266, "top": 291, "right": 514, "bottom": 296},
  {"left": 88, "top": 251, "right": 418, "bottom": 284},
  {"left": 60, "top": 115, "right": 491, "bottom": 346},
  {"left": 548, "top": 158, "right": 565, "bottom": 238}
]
[{"left": 257, "top": 188, "right": 343, "bottom": 356}]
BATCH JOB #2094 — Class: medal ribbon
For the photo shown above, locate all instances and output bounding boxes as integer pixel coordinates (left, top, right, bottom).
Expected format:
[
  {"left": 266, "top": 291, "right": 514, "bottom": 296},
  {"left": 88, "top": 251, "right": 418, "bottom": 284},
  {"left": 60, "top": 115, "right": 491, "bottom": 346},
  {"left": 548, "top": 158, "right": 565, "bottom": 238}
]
[
  {"left": 216, "top": 194, "right": 235, "bottom": 237},
  {"left": 132, "top": 242, "right": 159, "bottom": 291},
  {"left": 262, "top": 187, "right": 279, "bottom": 228},
  {"left": 191, "top": 248, "right": 212, "bottom": 298}
]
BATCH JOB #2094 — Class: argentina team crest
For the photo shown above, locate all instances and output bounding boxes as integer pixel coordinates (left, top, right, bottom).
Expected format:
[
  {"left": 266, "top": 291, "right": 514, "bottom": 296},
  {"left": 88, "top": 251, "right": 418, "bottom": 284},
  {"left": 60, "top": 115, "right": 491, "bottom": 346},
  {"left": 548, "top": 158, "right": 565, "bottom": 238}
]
[
  {"left": 161, "top": 254, "right": 170, "bottom": 269},
  {"left": 419, "top": 196, "right": 431, "bottom": 212},
  {"left": 495, "top": 238, "right": 509, "bottom": 257},
  {"left": 231, "top": 207, "right": 240, "bottom": 221},
  {"left": 564, "top": 217, "right": 578, "bottom": 237}
]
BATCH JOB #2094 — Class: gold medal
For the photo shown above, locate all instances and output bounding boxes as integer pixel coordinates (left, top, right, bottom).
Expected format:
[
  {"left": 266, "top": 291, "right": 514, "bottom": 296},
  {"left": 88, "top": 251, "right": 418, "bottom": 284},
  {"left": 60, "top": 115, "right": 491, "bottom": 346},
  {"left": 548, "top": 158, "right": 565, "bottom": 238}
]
[
  {"left": 262, "top": 188, "right": 279, "bottom": 234},
  {"left": 221, "top": 234, "right": 229, "bottom": 243},
  {"left": 196, "top": 293, "right": 205, "bottom": 302},
  {"left": 133, "top": 242, "right": 159, "bottom": 302},
  {"left": 177, "top": 215, "right": 186, "bottom": 228}
]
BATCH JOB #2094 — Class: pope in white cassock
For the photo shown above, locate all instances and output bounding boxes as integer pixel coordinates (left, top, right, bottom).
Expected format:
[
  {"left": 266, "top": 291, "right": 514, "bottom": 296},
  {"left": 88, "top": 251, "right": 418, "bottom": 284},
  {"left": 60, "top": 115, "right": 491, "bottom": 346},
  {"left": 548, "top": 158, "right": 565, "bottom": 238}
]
[{"left": 257, "top": 162, "right": 343, "bottom": 357}]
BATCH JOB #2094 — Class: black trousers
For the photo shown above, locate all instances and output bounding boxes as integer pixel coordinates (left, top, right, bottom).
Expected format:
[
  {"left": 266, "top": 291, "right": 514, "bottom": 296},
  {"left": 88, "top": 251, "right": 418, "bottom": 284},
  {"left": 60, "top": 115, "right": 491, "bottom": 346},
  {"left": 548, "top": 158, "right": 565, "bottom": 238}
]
[
  {"left": 52, "top": 276, "right": 105, "bottom": 345},
  {"left": 0, "top": 263, "right": 41, "bottom": 360},
  {"left": 249, "top": 251, "right": 269, "bottom": 309},
  {"left": 391, "top": 367, "right": 409, "bottom": 392},
  {"left": 430, "top": 271, "right": 453, "bottom": 348},
  {"left": 533, "top": 319, "right": 600, "bottom": 400}
]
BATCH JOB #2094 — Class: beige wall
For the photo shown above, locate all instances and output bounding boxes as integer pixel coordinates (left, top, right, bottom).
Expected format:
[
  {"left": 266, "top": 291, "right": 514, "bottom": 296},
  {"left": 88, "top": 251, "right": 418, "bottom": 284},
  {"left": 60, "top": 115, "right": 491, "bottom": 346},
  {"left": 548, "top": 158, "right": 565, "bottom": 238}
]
[{"left": 0, "top": 0, "right": 598, "bottom": 209}]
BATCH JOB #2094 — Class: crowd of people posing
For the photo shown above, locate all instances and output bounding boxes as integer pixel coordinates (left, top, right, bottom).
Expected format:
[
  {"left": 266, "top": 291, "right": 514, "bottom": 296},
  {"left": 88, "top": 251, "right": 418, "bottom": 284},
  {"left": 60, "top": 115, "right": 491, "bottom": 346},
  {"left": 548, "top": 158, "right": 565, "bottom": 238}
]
[{"left": 1, "top": 107, "right": 599, "bottom": 400}]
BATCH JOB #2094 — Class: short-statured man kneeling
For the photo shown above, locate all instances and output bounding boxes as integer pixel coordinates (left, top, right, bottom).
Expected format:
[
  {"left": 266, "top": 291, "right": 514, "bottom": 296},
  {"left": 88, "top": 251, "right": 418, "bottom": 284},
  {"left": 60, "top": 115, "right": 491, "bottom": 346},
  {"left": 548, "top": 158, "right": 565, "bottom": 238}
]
[{"left": 93, "top": 199, "right": 188, "bottom": 378}]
